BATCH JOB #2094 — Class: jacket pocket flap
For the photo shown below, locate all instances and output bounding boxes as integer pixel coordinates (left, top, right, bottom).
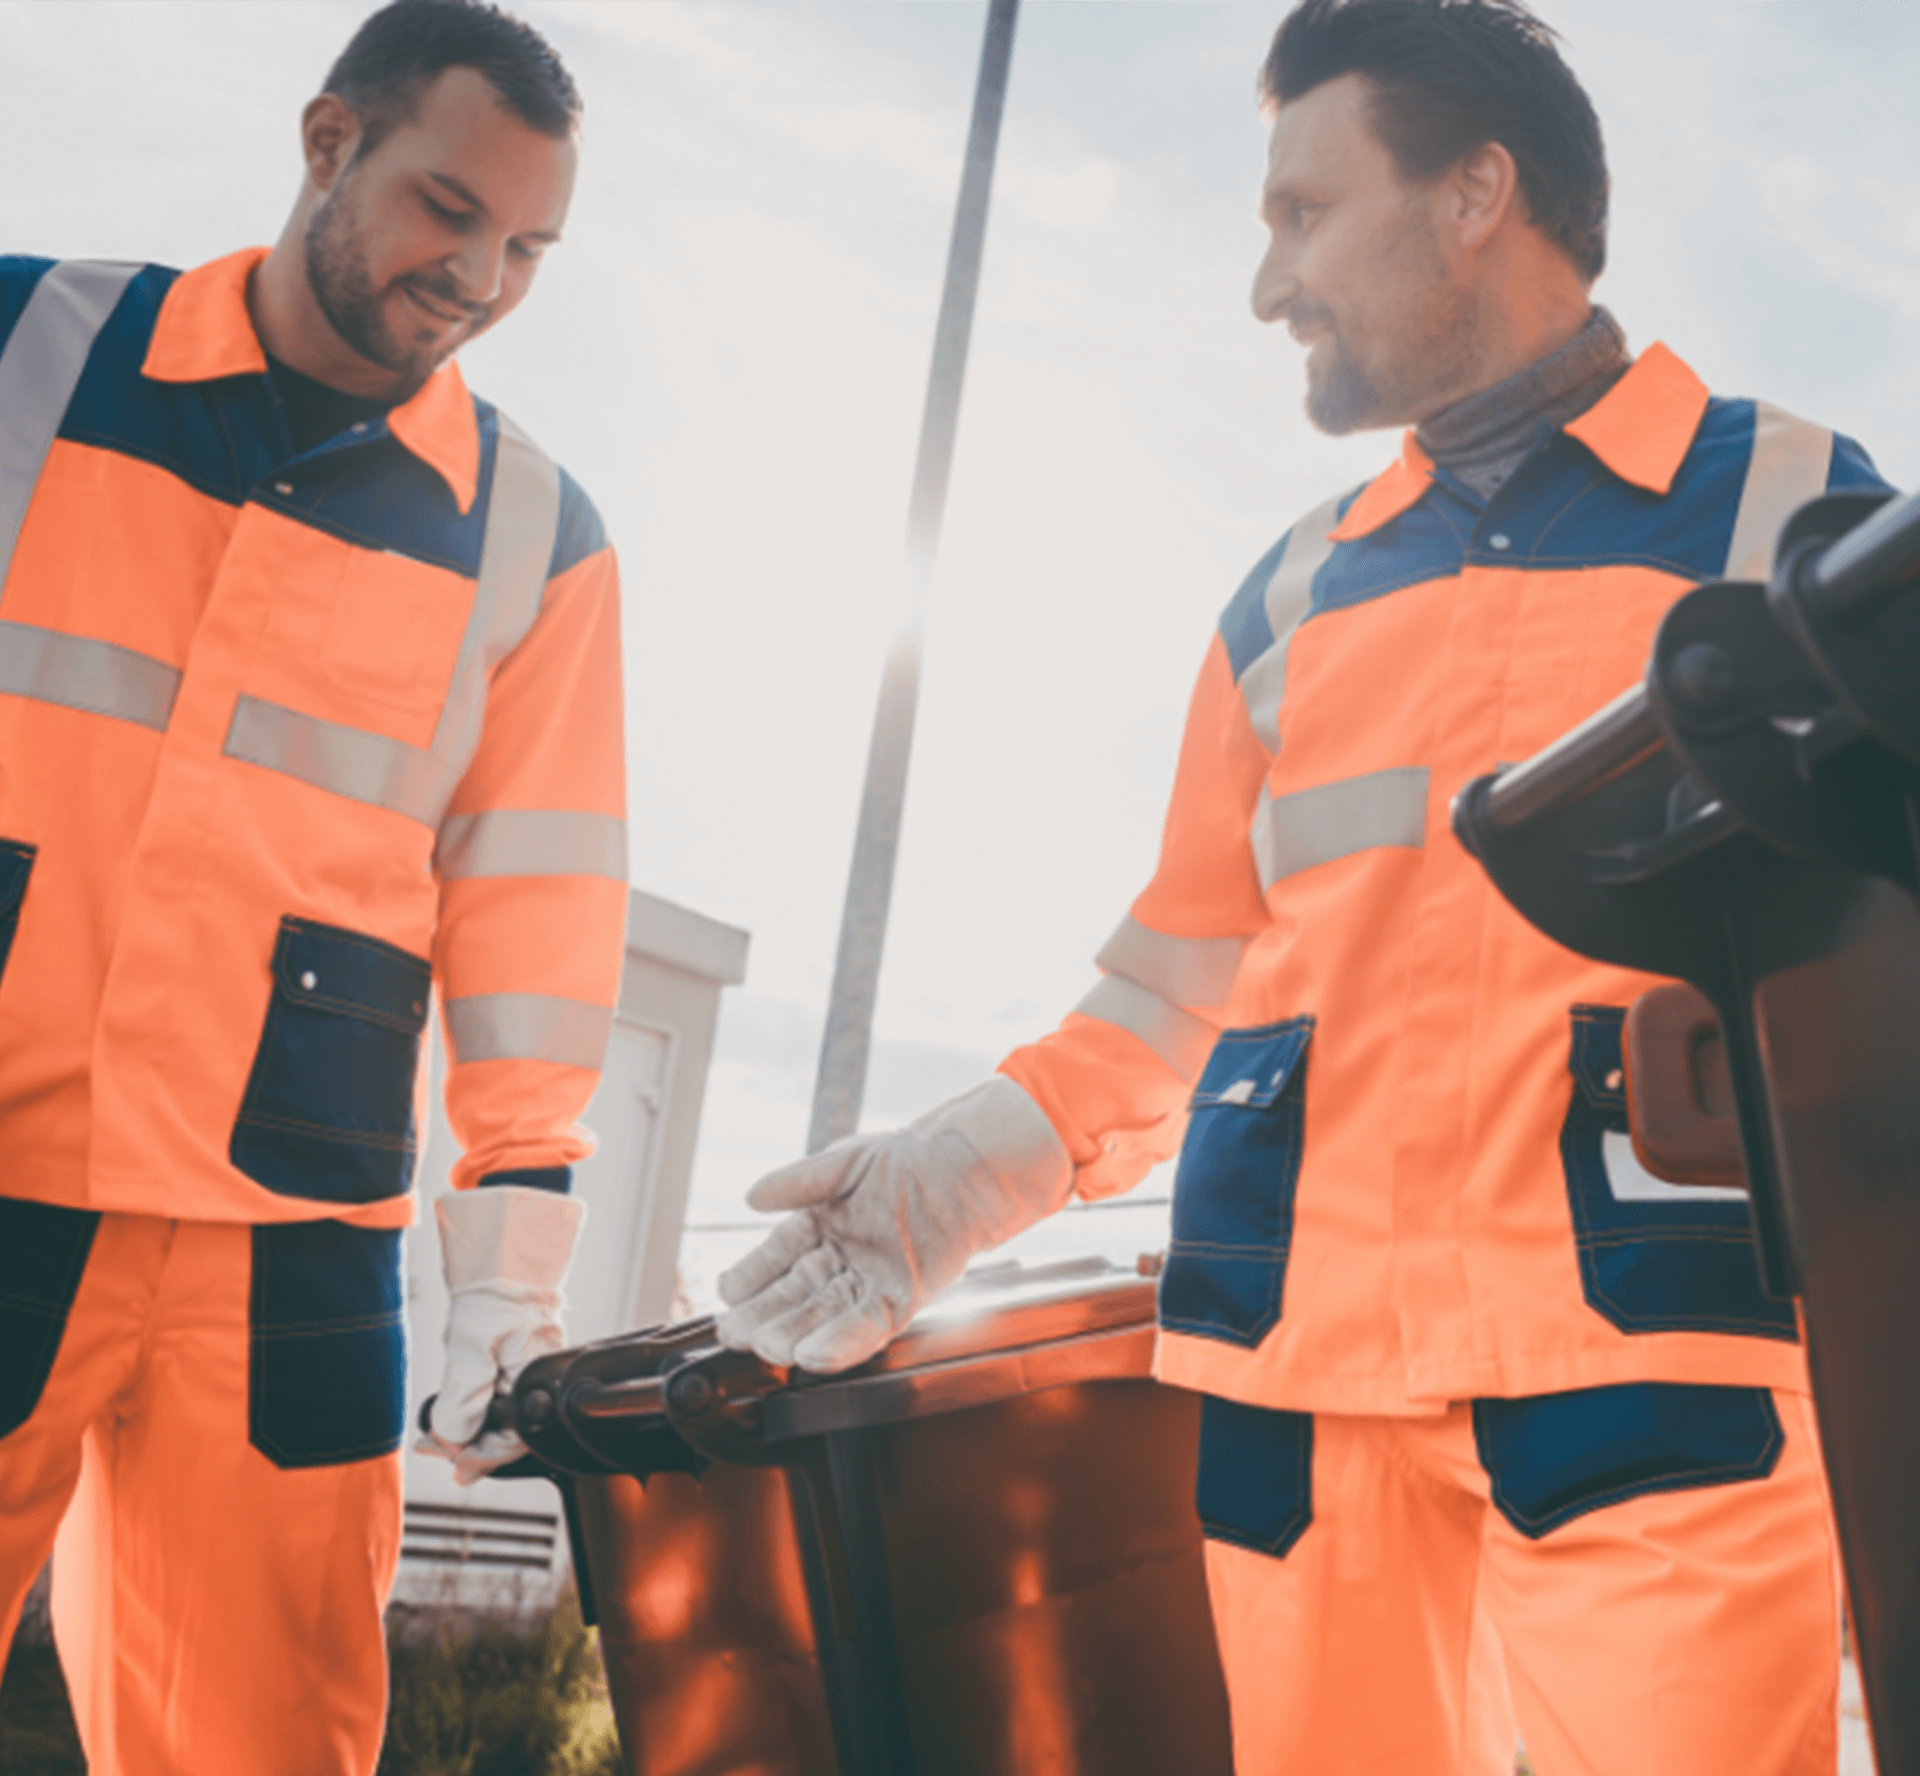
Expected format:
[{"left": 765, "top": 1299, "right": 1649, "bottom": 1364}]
[
  {"left": 1569, "top": 1004, "right": 1628, "bottom": 1112},
  {"left": 1190, "top": 1017, "right": 1314, "bottom": 1111},
  {"left": 271, "top": 918, "right": 430, "bottom": 1034},
  {"left": 0, "top": 841, "right": 37, "bottom": 920}
]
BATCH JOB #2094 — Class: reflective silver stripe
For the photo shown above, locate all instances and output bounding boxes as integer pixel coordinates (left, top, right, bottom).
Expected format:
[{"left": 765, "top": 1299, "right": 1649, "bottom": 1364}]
[
  {"left": 444, "top": 993, "right": 612, "bottom": 1069},
  {"left": 1251, "top": 766, "right": 1429, "bottom": 892},
  {"left": 1072, "top": 975, "right": 1217, "bottom": 1081},
  {"left": 431, "top": 415, "right": 562, "bottom": 762},
  {"left": 1237, "top": 491, "right": 1347, "bottom": 752},
  {"left": 0, "top": 619, "right": 179, "bottom": 730},
  {"left": 436, "top": 809, "right": 628, "bottom": 882},
  {"left": 0, "top": 259, "right": 142, "bottom": 593},
  {"left": 1093, "top": 915, "right": 1247, "bottom": 1011},
  {"left": 1724, "top": 401, "right": 1832, "bottom": 582},
  {"left": 225, "top": 696, "right": 459, "bottom": 824},
  {"left": 223, "top": 412, "right": 563, "bottom": 826}
]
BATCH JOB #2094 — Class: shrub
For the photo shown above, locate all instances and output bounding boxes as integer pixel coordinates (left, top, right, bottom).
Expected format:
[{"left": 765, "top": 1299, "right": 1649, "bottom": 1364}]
[
  {"left": 377, "top": 1590, "right": 621, "bottom": 1776},
  {"left": 0, "top": 1639, "right": 83, "bottom": 1776},
  {"left": 0, "top": 1593, "right": 620, "bottom": 1776}
]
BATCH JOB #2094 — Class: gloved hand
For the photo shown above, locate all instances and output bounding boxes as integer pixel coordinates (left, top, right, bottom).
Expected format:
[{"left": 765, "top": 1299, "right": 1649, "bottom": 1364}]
[
  {"left": 418, "top": 1184, "right": 586, "bottom": 1486},
  {"left": 715, "top": 1076, "right": 1072, "bottom": 1373}
]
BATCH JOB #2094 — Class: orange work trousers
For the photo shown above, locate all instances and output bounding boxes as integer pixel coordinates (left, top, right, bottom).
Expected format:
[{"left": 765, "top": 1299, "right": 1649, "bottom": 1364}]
[
  {"left": 1200, "top": 1388, "right": 1841, "bottom": 1775},
  {"left": 0, "top": 1206, "right": 405, "bottom": 1776}
]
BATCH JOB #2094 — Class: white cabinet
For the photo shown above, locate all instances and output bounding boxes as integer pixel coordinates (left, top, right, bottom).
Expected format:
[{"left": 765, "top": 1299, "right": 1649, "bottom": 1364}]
[{"left": 391, "top": 889, "right": 747, "bottom": 1615}]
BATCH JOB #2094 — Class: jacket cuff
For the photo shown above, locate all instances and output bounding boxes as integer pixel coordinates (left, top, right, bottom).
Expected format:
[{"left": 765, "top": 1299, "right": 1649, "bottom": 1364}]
[{"left": 477, "top": 1166, "right": 573, "bottom": 1194}]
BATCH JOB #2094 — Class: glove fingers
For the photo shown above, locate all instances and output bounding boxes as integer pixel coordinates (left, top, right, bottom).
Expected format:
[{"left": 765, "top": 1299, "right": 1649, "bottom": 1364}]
[
  {"left": 745, "top": 1145, "right": 870, "bottom": 1213},
  {"left": 716, "top": 1242, "right": 846, "bottom": 1353},
  {"left": 716, "top": 1210, "right": 825, "bottom": 1307},
  {"left": 732, "top": 1262, "right": 876, "bottom": 1369},
  {"left": 792, "top": 1304, "right": 892, "bottom": 1375},
  {"left": 453, "top": 1429, "right": 529, "bottom": 1488},
  {"left": 430, "top": 1355, "right": 502, "bottom": 1449}
]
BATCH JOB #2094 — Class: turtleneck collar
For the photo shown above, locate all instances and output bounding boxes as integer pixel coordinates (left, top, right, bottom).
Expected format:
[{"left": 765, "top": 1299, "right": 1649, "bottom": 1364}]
[{"left": 1414, "top": 306, "right": 1631, "bottom": 502}]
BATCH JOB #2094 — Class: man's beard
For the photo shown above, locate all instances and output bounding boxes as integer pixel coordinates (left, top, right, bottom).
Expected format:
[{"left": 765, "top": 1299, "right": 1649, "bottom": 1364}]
[
  {"left": 1301, "top": 323, "right": 1384, "bottom": 436},
  {"left": 303, "top": 177, "right": 481, "bottom": 399},
  {"left": 1299, "top": 207, "right": 1475, "bottom": 437}
]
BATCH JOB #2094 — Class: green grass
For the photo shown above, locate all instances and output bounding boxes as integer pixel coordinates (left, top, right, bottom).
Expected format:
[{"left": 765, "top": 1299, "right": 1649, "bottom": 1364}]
[
  {"left": 0, "top": 1592, "right": 621, "bottom": 1776},
  {"left": 378, "top": 1592, "right": 620, "bottom": 1776}
]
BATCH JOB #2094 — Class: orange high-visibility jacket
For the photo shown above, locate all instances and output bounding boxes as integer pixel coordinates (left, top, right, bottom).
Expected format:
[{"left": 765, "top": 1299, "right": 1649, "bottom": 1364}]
[
  {"left": 0, "top": 251, "right": 627, "bottom": 1228},
  {"left": 1001, "top": 343, "right": 1889, "bottom": 1416}
]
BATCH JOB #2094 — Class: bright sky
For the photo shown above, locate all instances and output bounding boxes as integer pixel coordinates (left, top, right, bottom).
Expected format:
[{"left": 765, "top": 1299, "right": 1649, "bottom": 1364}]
[{"left": 4, "top": 0, "right": 1915, "bottom": 1289}]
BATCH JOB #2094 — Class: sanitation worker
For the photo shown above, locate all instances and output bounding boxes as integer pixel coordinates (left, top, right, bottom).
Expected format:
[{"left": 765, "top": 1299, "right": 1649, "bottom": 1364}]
[
  {"left": 0, "top": 3, "right": 622, "bottom": 1769},
  {"left": 719, "top": 2, "right": 1889, "bottom": 1770}
]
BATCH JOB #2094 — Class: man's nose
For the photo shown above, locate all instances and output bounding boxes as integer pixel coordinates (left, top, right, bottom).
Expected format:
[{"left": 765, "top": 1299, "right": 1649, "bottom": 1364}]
[
  {"left": 451, "top": 232, "right": 509, "bottom": 305},
  {"left": 1251, "top": 238, "right": 1298, "bottom": 325}
]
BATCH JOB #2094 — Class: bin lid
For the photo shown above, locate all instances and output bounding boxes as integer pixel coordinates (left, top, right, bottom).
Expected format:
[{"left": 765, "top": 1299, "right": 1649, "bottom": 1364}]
[
  {"left": 524, "top": 1255, "right": 1165, "bottom": 1468},
  {"left": 761, "top": 1255, "right": 1160, "bottom": 1440},
  {"left": 877, "top": 1254, "right": 1152, "bottom": 1364}
]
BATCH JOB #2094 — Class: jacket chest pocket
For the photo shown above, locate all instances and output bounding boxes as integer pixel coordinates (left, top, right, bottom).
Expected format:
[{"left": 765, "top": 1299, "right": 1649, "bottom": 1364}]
[
  {"left": 230, "top": 918, "right": 431, "bottom": 1206},
  {"left": 1560, "top": 1004, "right": 1796, "bottom": 1341},
  {"left": 322, "top": 549, "right": 474, "bottom": 715},
  {"left": 1159, "top": 1017, "right": 1314, "bottom": 1348}
]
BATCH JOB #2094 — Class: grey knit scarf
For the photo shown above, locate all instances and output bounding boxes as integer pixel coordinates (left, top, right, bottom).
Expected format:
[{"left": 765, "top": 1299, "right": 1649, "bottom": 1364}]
[{"left": 1415, "top": 307, "right": 1630, "bottom": 501}]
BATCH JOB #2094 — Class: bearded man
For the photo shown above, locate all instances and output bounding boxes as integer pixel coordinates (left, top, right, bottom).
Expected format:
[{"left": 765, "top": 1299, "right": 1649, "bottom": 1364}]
[
  {"left": 0, "top": 3, "right": 624, "bottom": 1770},
  {"left": 717, "top": 3, "right": 1889, "bottom": 1770}
]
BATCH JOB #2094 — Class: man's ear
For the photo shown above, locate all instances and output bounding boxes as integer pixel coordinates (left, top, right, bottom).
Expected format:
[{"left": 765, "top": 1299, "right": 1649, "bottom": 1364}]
[
  {"left": 301, "top": 94, "right": 363, "bottom": 194},
  {"left": 1450, "top": 140, "right": 1522, "bottom": 255}
]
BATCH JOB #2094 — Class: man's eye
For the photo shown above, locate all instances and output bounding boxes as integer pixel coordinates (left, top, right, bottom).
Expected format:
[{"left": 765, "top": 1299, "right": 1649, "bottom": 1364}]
[
  {"left": 508, "top": 240, "right": 544, "bottom": 264},
  {"left": 424, "top": 197, "right": 474, "bottom": 227}
]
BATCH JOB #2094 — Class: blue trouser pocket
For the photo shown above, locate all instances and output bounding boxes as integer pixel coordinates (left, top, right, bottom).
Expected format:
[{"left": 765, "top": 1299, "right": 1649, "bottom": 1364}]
[
  {"left": 1474, "top": 1382, "right": 1783, "bottom": 1538},
  {"left": 1159, "top": 1018, "right": 1313, "bottom": 1347},
  {"left": 0, "top": 840, "right": 36, "bottom": 987},
  {"left": 249, "top": 1220, "right": 407, "bottom": 1469},
  {"left": 0, "top": 1197, "right": 100, "bottom": 1441},
  {"left": 1560, "top": 1004, "right": 1795, "bottom": 1339},
  {"left": 1195, "top": 1394, "right": 1314, "bottom": 1559},
  {"left": 231, "top": 918, "right": 431, "bottom": 1206}
]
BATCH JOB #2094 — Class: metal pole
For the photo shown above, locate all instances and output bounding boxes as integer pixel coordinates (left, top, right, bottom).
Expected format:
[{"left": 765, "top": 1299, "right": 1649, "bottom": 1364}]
[{"left": 806, "top": 0, "right": 1020, "bottom": 1154}]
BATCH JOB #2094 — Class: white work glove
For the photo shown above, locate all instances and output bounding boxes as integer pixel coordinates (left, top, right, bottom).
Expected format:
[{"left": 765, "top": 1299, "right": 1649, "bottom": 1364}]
[
  {"left": 418, "top": 1184, "right": 585, "bottom": 1486},
  {"left": 716, "top": 1076, "right": 1073, "bottom": 1374}
]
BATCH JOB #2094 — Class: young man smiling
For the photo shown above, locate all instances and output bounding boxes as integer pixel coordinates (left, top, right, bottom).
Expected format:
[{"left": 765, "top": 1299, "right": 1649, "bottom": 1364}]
[
  {"left": 718, "top": 3, "right": 1888, "bottom": 1770},
  {"left": 0, "top": 4, "right": 623, "bottom": 1770}
]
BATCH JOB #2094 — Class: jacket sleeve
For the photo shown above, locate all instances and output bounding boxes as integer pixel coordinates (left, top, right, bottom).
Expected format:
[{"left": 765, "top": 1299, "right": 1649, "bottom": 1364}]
[
  {"left": 430, "top": 495, "right": 628, "bottom": 1194},
  {"left": 999, "top": 608, "right": 1282, "bottom": 1202}
]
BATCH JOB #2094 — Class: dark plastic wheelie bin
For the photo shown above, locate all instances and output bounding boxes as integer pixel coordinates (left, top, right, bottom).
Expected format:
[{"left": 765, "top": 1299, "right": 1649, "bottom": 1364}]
[
  {"left": 1452, "top": 485, "right": 1920, "bottom": 1775},
  {"left": 504, "top": 1256, "right": 1234, "bottom": 1776}
]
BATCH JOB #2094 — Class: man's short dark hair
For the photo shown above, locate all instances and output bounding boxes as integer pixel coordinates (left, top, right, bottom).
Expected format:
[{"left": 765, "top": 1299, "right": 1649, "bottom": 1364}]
[
  {"left": 324, "top": 0, "right": 581, "bottom": 157},
  {"left": 1261, "top": 0, "right": 1608, "bottom": 282}
]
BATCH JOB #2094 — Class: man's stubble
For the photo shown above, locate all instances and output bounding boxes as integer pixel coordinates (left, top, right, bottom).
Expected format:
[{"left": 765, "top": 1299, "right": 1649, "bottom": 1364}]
[
  {"left": 302, "top": 164, "right": 479, "bottom": 400},
  {"left": 1304, "top": 202, "right": 1480, "bottom": 437}
]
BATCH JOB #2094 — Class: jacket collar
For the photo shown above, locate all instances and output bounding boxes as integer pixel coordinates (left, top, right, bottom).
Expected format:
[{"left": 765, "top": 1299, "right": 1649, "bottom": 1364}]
[
  {"left": 142, "top": 246, "right": 481, "bottom": 515},
  {"left": 1561, "top": 341, "right": 1710, "bottom": 498},
  {"left": 1328, "top": 339, "right": 1713, "bottom": 545}
]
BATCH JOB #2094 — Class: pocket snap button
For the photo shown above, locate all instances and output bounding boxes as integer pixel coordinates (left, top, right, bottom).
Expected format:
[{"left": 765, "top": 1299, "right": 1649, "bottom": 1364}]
[{"left": 301, "top": 971, "right": 318, "bottom": 991}]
